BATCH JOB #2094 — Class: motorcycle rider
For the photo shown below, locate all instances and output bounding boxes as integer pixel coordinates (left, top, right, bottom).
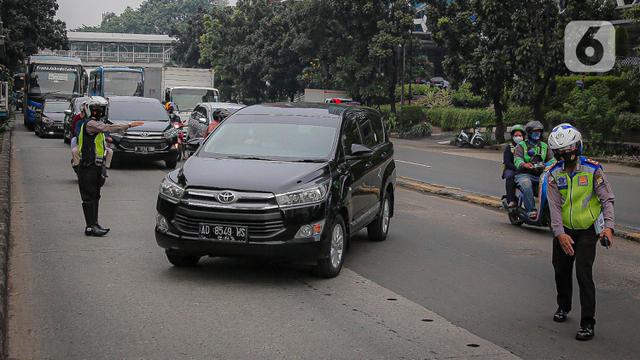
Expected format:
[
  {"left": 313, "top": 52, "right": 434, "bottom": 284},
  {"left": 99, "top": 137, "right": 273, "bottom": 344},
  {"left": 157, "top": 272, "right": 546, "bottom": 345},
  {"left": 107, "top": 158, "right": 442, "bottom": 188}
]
[
  {"left": 165, "top": 101, "right": 181, "bottom": 124},
  {"left": 77, "top": 96, "right": 143, "bottom": 236},
  {"left": 546, "top": 123, "right": 615, "bottom": 341},
  {"left": 503, "top": 124, "right": 525, "bottom": 208},
  {"left": 514, "top": 121, "right": 555, "bottom": 219}
]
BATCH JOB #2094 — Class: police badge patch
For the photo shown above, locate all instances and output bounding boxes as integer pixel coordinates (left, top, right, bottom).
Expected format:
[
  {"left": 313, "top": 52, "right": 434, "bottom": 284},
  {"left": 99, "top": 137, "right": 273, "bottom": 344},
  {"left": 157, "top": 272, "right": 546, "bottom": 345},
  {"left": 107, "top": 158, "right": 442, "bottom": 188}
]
[{"left": 557, "top": 176, "right": 568, "bottom": 189}]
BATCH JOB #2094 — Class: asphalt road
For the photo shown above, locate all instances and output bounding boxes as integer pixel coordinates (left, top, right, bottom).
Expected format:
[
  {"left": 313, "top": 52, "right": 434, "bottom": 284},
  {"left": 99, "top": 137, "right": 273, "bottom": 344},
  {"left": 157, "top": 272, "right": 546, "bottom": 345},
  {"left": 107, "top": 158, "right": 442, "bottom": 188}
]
[
  {"left": 8, "top": 124, "right": 640, "bottom": 359},
  {"left": 392, "top": 138, "right": 640, "bottom": 230}
]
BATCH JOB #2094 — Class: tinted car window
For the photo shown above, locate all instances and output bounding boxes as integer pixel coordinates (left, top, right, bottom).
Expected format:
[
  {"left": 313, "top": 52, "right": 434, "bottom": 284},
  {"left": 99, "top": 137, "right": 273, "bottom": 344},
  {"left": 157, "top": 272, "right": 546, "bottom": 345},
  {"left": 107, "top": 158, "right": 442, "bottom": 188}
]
[
  {"left": 342, "top": 114, "right": 362, "bottom": 155},
  {"left": 108, "top": 100, "right": 168, "bottom": 121},
  {"left": 368, "top": 110, "right": 385, "bottom": 145}
]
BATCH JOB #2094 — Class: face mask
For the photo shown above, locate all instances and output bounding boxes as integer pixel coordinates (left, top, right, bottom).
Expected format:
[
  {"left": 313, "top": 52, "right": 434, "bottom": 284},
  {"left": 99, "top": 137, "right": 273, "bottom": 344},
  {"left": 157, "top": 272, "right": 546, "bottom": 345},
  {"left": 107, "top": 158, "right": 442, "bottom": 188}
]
[
  {"left": 560, "top": 152, "right": 578, "bottom": 165},
  {"left": 512, "top": 136, "right": 523, "bottom": 144},
  {"left": 529, "top": 132, "right": 541, "bottom": 141}
]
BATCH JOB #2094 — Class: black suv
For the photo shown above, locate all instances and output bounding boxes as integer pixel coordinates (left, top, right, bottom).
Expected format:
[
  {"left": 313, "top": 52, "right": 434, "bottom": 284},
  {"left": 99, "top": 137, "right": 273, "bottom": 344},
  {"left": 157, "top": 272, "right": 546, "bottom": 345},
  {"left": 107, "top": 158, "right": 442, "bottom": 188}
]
[
  {"left": 154, "top": 103, "right": 395, "bottom": 278},
  {"left": 106, "top": 96, "right": 180, "bottom": 169}
]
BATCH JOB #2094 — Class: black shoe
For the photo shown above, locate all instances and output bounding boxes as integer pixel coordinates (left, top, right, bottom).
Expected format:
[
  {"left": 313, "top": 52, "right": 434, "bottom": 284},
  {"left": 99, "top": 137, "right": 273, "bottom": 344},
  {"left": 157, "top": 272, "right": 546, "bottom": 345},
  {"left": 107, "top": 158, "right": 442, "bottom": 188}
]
[
  {"left": 553, "top": 308, "right": 569, "bottom": 323},
  {"left": 95, "top": 224, "right": 110, "bottom": 234},
  {"left": 576, "top": 324, "right": 594, "bottom": 341},
  {"left": 85, "top": 225, "right": 108, "bottom": 237}
]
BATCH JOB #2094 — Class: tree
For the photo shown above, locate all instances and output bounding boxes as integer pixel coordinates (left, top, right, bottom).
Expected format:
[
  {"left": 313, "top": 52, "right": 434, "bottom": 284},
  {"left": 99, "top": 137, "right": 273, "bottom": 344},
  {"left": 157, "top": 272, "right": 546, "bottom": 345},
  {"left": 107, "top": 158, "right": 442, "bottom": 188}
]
[
  {"left": 0, "top": 0, "right": 68, "bottom": 70},
  {"left": 428, "top": 0, "right": 520, "bottom": 142},
  {"left": 170, "top": 6, "right": 210, "bottom": 67},
  {"left": 510, "top": 0, "right": 615, "bottom": 125}
]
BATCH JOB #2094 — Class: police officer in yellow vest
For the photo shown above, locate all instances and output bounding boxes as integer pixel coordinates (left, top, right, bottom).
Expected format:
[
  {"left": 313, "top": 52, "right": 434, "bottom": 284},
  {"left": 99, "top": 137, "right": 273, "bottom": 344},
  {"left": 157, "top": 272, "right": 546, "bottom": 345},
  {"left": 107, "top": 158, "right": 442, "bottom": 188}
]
[
  {"left": 77, "top": 97, "right": 143, "bottom": 236},
  {"left": 546, "top": 124, "right": 615, "bottom": 341}
]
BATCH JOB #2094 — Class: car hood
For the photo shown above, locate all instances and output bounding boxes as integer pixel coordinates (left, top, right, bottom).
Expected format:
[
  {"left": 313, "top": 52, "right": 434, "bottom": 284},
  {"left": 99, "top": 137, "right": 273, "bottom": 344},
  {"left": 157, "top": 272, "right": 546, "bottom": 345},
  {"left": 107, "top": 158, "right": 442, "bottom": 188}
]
[
  {"left": 179, "top": 156, "right": 331, "bottom": 194},
  {"left": 43, "top": 112, "right": 65, "bottom": 122},
  {"left": 111, "top": 120, "right": 171, "bottom": 133}
]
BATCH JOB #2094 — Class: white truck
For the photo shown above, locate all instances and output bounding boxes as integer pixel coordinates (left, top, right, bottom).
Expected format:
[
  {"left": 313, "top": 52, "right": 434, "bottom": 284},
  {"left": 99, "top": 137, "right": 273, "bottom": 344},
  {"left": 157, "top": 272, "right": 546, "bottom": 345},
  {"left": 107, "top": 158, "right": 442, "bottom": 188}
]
[{"left": 144, "top": 67, "right": 219, "bottom": 121}]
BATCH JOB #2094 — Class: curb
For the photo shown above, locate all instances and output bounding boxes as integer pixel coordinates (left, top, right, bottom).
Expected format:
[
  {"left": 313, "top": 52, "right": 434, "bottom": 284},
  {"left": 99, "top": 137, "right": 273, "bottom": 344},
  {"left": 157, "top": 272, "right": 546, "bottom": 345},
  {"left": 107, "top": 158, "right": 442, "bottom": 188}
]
[
  {"left": 0, "top": 127, "right": 11, "bottom": 359},
  {"left": 397, "top": 176, "right": 640, "bottom": 243}
]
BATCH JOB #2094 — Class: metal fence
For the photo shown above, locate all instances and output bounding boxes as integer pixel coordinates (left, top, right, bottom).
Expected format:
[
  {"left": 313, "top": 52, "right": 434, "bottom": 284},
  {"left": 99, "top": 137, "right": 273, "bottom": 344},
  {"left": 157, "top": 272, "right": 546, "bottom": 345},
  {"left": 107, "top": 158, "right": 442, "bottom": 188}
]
[{"left": 38, "top": 49, "right": 173, "bottom": 65}]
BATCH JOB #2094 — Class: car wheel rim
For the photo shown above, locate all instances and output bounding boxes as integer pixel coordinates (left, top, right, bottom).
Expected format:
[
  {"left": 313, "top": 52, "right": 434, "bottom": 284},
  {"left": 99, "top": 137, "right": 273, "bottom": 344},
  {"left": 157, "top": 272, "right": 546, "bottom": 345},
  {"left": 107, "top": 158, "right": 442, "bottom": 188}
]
[
  {"left": 330, "top": 223, "right": 344, "bottom": 269},
  {"left": 382, "top": 198, "right": 390, "bottom": 234}
]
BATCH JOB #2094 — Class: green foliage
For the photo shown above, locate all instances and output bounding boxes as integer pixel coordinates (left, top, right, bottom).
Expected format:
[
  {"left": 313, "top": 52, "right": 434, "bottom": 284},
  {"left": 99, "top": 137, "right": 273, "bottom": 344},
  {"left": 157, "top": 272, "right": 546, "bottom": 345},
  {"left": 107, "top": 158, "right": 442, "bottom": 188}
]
[
  {"left": 451, "top": 83, "right": 485, "bottom": 108},
  {"left": 414, "top": 87, "right": 452, "bottom": 108},
  {"left": 425, "top": 108, "right": 494, "bottom": 131},
  {"left": 402, "top": 122, "right": 433, "bottom": 138},
  {"left": 396, "top": 106, "right": 427, "bottom": 132},
  {"left": 616, "top": 112, "right": 640, "bottom": 132},
  {"left": 544, "top": 110, "right": 568, "bottom": 127},
  {"left": 553, "top": 76, "right": 639, "bottom": 112},
  {"left": 561, "top": 83, "right": 628, "bottom": 145},
  {"left": 504, "top": 106, "right": 534, "bottom": 125},
  {"left": 396, "top": 84, "right": 432, "bottom": 97},
  {"left": 0, "top": 0, "right": 68, "bottom": 70}
]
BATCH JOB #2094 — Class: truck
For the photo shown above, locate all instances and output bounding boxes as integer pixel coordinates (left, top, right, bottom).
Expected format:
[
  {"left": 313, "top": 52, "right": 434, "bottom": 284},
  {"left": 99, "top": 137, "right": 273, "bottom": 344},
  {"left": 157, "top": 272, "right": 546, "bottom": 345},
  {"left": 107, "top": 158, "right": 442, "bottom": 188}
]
[
  {"left": 144, "top": 67, "right": 218, "bottom": 122},
  {"left": 88, "top": 66, "right": 145, "bottom": 97},
  {"left": 304, "top": 88, "right": 350, "bottom": 103},
  {"left": 24, "top": 55, "right": 84, "bottom": 130}
]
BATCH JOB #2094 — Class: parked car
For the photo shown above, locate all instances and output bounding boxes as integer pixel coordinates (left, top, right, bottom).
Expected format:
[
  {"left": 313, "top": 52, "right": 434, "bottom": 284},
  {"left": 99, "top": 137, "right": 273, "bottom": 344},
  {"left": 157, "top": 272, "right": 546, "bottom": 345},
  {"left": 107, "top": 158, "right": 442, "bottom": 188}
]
[
  {"left": 155, "top": 103, "right": 396, "bottom": 278},
  {"left": 429, "top": 77, "right": 450, "bottom": 89},
  {"left": 34, "top": 99, "right": 70, "bottom": 138},
  {"left": 63, "top": 96, "right": 89, "bottom": 144},
  {"left": 105, "top": 96, "right": 180, "bottom": 169},
  {"left": 187, "top": 102, "right": 244, "bottom": 143}
]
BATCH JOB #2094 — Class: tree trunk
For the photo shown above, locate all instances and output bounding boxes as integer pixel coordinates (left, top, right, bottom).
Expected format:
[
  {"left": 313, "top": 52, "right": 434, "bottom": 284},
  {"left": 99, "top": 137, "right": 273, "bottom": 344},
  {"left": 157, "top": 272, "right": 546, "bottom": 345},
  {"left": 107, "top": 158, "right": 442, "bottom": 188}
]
[
  {"left": 533, "top": 75, "right": 551, "bottom": 126},
  {"left": 494, "top": 93, "right": 505, "bottom": 143}
]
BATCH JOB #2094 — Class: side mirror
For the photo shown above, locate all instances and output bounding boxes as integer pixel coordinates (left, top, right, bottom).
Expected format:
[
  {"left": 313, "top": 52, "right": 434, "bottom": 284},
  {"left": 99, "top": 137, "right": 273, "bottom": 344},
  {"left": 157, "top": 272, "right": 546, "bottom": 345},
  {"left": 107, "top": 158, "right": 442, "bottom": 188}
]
[
  {"left": 186, "top": 138, "right": 203, "bottom": 152},
  {"left": 346, "top": 143, "right": 373, "bottom": 160},
  {"left": 64, "top": 110, "right": 72, "bottom": 116}
]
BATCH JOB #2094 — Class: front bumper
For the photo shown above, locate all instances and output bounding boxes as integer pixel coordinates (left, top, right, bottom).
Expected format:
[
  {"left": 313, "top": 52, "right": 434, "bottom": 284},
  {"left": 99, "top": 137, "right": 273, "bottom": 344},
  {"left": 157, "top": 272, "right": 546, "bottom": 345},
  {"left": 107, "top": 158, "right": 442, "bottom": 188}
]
[
  {"left": 155, "top": 196, "right": 329, "bottom": 261},
  {"left": 40, "top": 122, "right": 65, "bottom": 135},
  {"left": 109, "top": 139, "right": 178, "bottom": 159}
]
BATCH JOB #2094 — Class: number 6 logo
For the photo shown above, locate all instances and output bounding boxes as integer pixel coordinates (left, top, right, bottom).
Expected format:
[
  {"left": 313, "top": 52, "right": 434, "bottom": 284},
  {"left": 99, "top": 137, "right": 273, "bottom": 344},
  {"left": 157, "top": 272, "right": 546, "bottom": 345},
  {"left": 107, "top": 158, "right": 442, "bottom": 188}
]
[{"left": 564, "top": 21, "right": 615, "bottom": 73}]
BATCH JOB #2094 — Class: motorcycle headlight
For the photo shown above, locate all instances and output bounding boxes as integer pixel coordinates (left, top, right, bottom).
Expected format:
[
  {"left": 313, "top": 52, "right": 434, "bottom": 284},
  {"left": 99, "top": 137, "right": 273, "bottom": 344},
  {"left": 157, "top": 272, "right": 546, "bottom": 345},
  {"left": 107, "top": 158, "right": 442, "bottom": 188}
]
[
  {"left": 159, "top": 177, "right": 184, "bottom": 203},
  {"left": 276, "top": 183, "right": 328, "bottom": 208},
  {"left": 164, "top": 128, "right": 178, "bottom": 139}
]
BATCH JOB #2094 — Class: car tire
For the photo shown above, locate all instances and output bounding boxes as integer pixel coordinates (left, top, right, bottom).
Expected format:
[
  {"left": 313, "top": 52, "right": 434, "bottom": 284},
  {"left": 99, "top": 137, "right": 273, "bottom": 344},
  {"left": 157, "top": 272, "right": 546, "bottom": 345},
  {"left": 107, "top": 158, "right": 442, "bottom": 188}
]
[
  {"left": 313, "top": 215, "right": 346, "bottom": 278},
  {"left": 165, "top": 250, "right": 200, "bottom": 267},
  {"left": 165, "top": 156, "right": 178, "bottom": 169},
  {"left": 367, "top": 189, "right": 392, "bottom": 242}
]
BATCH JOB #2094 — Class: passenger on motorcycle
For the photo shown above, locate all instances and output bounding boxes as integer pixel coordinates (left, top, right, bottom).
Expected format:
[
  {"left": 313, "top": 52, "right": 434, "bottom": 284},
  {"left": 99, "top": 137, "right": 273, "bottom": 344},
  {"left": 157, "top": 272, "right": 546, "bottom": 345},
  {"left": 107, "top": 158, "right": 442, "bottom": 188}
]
[
  {"left": 503, "top": 124, "right": 525, "bottom": 208},
  {"left": 514, "top": 121, "right": 555, "bottom": 219},
  {"left": 165, "top": 101, "right": 181, "bottom": 124}
]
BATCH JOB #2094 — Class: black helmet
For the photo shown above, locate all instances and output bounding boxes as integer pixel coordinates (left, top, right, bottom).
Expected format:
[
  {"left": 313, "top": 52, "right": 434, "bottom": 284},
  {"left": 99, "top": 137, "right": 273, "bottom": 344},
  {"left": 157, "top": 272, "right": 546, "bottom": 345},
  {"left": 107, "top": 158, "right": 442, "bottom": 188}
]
[{"left": 525, "top": 120, "right": 544, "bottom": 134}]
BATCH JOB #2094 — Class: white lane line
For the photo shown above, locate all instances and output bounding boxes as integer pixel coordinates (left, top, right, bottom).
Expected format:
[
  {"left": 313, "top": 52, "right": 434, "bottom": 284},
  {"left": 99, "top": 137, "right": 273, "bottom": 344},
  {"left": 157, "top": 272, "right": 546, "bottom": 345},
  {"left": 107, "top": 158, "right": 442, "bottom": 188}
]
[{"left": 396, "top": 160, "right": 432, "bottom": 168}]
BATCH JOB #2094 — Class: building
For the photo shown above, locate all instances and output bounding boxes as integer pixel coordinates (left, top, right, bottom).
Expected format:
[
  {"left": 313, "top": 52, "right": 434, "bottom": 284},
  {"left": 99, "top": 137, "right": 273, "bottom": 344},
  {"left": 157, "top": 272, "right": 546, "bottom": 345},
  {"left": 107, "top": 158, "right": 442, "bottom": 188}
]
[{"left": 39, "top": 31, "right": 176, "bottom": 68}]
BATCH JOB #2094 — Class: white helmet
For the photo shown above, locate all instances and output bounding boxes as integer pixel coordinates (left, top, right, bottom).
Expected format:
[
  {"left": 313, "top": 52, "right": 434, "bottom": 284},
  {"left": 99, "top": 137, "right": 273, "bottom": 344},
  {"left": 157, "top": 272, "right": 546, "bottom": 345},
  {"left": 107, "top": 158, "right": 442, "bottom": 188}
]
[
  {"left": 84, "top": 96, "right": 108, "bottom": 119},
  {"left": 548, "top": 123, "right": 582, "bottom": 150}
]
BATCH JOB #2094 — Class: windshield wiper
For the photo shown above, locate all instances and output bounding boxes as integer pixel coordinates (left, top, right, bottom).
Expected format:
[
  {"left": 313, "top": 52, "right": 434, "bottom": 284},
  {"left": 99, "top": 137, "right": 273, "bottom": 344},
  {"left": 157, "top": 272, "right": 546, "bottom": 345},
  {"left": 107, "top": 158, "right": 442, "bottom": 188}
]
[
  {"left": 225, "top": 155, "right": 275, "bottom": 161},
  {"left": 291, "top": 159, "right": 326, "bottom": 163}
]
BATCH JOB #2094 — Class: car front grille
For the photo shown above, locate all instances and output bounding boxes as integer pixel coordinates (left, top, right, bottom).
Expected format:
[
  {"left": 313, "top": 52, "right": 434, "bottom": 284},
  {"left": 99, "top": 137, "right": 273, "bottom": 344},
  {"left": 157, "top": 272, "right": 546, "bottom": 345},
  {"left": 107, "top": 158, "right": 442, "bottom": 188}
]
[
  {"left": 172, "top": 209, "right": 286, "bottom": 240},
  {"left": 119, "top": 137, "right": 169, "bottom": 151}
]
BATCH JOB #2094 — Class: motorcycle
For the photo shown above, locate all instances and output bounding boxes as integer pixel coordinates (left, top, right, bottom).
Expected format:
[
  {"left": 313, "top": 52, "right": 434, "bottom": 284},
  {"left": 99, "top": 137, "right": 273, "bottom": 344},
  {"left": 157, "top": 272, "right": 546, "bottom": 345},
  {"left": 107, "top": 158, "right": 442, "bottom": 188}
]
[
  {"left": 502, "top": 162, "right": 551, "bottom": 228},
  {"left": 455, "top": 121, "right": 486, "bottom": 148},
  {"left": 170, "top": 116, "right": 187, "bottom": 161}
]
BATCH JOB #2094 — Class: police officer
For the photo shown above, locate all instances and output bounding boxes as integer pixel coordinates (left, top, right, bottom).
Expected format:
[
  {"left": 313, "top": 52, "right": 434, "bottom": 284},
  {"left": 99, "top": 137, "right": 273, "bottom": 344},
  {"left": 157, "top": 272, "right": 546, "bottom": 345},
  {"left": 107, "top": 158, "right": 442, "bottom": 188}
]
[
  {"left": 78, "top": 97, "right": 143, "bottom": 236},
  {"left": 546, "top": 123, "right": 615, "bottom": 341}
]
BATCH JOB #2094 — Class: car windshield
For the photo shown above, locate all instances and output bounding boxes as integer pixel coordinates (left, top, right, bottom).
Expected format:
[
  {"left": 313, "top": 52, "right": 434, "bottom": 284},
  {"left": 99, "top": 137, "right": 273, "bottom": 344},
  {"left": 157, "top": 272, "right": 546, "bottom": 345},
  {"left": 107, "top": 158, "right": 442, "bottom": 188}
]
[
  {"left": 172, "top": 89, "right": 219, "bottom": 112},
  {"left": 201, "top": 115, "right": 338, "bottom": 161},
  {"left": 104, "top": 71, "right": 144, "bottom": 97},
  {"left": 108, "top": 100, "right": 169, "bottom": 121},
  {"left": 29, "top": 71, "right": 79, "bottom": 96},
  {"left": 44, "top": 102, "right": 69, "bottom": 113}
]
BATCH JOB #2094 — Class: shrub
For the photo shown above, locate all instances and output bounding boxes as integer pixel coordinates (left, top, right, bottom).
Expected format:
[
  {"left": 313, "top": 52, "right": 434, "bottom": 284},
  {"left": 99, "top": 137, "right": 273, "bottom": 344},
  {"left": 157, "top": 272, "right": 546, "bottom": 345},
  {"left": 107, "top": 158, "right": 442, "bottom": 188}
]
[
  {"left": 552, "top": 75, "right": 639, "bottom": 112},
  {"left": 451, "top": 83, "right": 485, "bottom": 108},
  {"left": 504, "top": 106, "right": 533, "bottom": 126},
  {"left": 414, "top": 87, "right": 452, "bottom": 108},
  {"left": 397, "top": 105, "right": 427, "bottom": 131},
  {"left": 401, "top": 122, "right": 433, "bottom": 138},
  {"left": 425, "top": 107, "right": 494, "bottom": 131},
  {"left": 616, "top": 112, "right": 640, "bottom": 132},
  {"left": 395, "top": 84, "right": 432, "bottom": 98},
  {"left": 544, "top": 110, "right": 569, "bottom": 127}
]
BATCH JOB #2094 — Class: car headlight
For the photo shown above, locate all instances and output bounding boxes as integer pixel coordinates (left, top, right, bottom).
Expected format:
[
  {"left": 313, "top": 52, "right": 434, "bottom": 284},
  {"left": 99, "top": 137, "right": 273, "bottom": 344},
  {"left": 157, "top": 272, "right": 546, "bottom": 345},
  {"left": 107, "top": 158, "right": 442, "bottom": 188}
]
[
  {"left": 164, "top": 128, "right": 178, "bottom": 139},
  {"left": 276, "top": 183, "right": 328, "bottom": 208},
  {"left": 41, "top": 116, "right": 52, "bottom": 124},
  {"left": 159, "top": 177, "right": 184, "bottom": 203},
  {"left": 110, "top": 133, "right": 123, "bottom": 142}
]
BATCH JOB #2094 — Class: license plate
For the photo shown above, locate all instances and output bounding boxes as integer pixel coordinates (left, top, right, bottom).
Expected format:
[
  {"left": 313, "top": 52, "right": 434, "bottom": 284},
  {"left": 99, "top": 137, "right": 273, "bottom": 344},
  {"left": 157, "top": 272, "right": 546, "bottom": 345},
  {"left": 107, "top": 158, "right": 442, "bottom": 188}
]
[
  {"left": 199, "top": 224, "right": 248, "bottom": 242},
  {"left": 134, "top": 146, "right": 155, "bottom": 153}
]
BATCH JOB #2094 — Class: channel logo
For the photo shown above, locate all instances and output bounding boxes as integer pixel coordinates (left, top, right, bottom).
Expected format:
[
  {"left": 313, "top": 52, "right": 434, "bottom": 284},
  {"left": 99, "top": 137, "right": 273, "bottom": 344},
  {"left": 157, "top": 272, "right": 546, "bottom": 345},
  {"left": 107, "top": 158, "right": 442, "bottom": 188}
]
[{"left": 564, "top": 21, "right": 615, "bottom": 73}]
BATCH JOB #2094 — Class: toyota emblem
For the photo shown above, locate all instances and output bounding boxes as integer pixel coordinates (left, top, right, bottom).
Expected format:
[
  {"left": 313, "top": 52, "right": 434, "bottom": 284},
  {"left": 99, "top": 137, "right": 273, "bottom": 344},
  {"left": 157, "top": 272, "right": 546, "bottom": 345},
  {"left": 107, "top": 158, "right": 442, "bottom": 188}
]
[
  {"left": 217, "top": 191, "right": 237, "bottom": 204},
  {"left": 140, "top": 132, "right": 149, "bottom": 137}
]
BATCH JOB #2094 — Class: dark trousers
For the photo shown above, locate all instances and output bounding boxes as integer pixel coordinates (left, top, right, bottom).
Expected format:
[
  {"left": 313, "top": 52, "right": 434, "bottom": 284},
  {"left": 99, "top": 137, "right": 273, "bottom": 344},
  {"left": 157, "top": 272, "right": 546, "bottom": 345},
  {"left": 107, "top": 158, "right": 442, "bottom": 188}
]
[
  {"left": 504, "top": 169, "right": 517, "bottom": 203},
  {"left": 77, "top": 164, "right": 104, "bottom": 227},
  {"left": 552, "top": 227, "right": 598, "bottom": 327}
]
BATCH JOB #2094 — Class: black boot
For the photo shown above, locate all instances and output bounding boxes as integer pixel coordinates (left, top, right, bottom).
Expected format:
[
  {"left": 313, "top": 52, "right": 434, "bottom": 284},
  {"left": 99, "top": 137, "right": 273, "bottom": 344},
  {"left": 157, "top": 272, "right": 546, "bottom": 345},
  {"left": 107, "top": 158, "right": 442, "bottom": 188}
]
[
  {"left": 553, "top": 307, "right": 569, "bottom": 323},
  {"left": 82, "top": 203, "right": 95, "bottom": 235},
  {"left": 94, "top": 201, "right": 110, "bottom": 235},
  {"left": 85, "top": 224, "right": 108, "bottom": 237},
  {"left": 576, "top": 324, "right": 594, "bottom": 341}
]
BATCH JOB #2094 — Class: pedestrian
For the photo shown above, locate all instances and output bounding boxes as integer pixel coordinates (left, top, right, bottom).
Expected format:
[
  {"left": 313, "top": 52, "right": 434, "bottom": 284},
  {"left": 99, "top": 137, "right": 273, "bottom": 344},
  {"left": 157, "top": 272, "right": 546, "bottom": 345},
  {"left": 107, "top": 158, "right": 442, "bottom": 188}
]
[
  {"left": 502, "top": 124, "right": 525, "bottom": 208},
  {"left": 77, "top": 96, "right": 143, "bottom": 236},
  {"left": 546, "top": 123, "right": 615, "bottom": 341}
]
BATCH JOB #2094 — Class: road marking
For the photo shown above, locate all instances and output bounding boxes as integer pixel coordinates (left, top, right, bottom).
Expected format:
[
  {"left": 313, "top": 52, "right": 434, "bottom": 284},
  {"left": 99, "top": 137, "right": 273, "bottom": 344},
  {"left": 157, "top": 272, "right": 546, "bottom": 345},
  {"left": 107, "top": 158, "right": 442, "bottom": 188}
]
[{"left": 396, "top": 160, "right": 432, "bottom": 168}]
